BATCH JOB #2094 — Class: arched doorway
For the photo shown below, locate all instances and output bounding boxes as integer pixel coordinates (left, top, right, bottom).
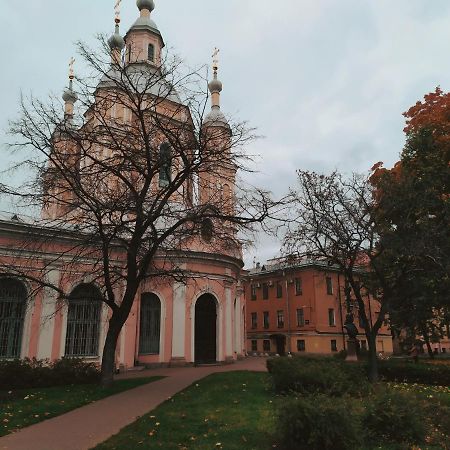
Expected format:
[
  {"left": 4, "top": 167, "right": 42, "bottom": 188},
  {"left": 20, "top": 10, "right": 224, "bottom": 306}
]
[
  {"left": 139, "top": 293, "right": 161, "bottom": 355},
  {"left": 65, "top": 284, "right": 101, "bottom": 357},
  {"left": 0, "top": 278, "right": 27, "bottom": 358},
  {"left": 195, "top": 294, "right": 217, "bottom": 364}
]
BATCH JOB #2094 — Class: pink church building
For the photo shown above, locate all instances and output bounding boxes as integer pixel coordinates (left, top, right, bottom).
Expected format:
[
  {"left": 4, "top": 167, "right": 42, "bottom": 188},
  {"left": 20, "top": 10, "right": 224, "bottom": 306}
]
[{"left": 0, "top": 0, "right": 246, "bottom": 369}]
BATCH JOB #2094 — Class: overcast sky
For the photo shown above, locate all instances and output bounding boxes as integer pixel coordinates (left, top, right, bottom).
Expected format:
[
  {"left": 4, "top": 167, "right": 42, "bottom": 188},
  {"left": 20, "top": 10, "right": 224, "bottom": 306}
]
[{"left": 2, "top": 0, "right": 450, "bottom": 266}]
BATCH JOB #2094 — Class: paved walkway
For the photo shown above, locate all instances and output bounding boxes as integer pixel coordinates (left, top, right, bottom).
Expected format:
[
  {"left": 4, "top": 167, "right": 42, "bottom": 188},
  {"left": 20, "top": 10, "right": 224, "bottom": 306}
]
[{"left": 0, "top": 358, "right": 267, "bottom": 450}]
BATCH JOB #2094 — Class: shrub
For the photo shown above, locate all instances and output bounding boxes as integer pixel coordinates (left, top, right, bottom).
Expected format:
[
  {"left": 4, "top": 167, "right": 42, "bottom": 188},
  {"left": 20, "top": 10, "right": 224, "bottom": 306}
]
[
  {"left": 0, "top": 358, "right": 100, "bottom": 390},
  {"left": 363, "top": 388, "right": 427, "bottom": 446},
  {"left": 377, "top": 359, "right": 450, "bottom": 386},
  {"left": 268, "top": 356, "right": 370, "bottom": 396},
  {"left": 276, "top": 395, "right": 362, "bottom": 450}
]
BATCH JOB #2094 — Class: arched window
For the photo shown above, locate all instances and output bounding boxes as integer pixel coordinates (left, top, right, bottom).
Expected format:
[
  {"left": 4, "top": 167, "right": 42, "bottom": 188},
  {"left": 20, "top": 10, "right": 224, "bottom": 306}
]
[
  {"left": 139, "top": 293, "right": 161, "bottom": 354},
  {"left": 148, "top": 44, "right": 155, "bottom": 62},
  {"left": 65, "top": 284, "right": 101, "bottom": 357},
  {"left": 0, "top": 278, "right": 26, "bottom": 358},
  {"left": 159, "top": 142, "right": 171, "bottom": 187},
  {"left": 201, "top": 218, "right": 214, "bottom": 243}
]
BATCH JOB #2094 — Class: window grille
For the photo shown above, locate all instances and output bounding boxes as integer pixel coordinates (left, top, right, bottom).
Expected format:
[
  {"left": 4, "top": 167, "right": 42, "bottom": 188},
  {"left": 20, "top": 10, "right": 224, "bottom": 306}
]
[
  {"left": 277, "top": 310, "right": 284, "bottom": 328},
  {"left": 328, "top": 308, "right": 336, "bottom": 326},
  {"left": 331, "top": 339, "right": 338, "bottom": 352},
  {"left": 0, "top": 279, "right": 26, "bottom": 358},
  {"left": 326, "top": 276, "right": 333, "bottom": 295},
  {"left": 139, "top": 293, "right": 161, "bottom": 354},
  {"left": 276, "top": 282, "right": 283, "bottom": 298},
  {"left": 148, "top": 43, "right": 155, "bottom": 62},
  {"left": 297, "top": 308, "right": 305, "bottom": 327},
  {"left": 65, "top": 284, "right": 101, "bottom": 357},
  {"left": 297, "top": 339, "right": 305, "bottom": 352},
  {"left": 295, "top": 277, "right": 302, "bottom": 295}
]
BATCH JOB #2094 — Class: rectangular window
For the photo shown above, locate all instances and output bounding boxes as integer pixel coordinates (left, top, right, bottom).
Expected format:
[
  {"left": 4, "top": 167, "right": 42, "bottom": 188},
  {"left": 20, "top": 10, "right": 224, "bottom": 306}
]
[
  {"left": 148, "top": 43, "right": 155, "bottom": 62},
  {"left": 326, "top": 276, "right": 333, "bottom": 295},
  {"left": 251, "top": 312, "right": 257, "bottom": 329},
  {"left": 277, "top": 310, "right": 284, "bottom": 328},
  {"left": 331, "top": 339, "right": 337, "bottom": 352},
  {"left": 263, "top": 311, "right": 269, "bottom": 329},
  {"left": 251, "top": 340, "right": 257, "bottom": 352},
  {"left": 328, "top": 308, "right": 336, "bottom": 326},
  {"left": 276, "top": 281, "right": 283, "bottom": 298},
  {"left": 297, "top": 308, "right": 305, "bottom": 327},
  {"left": 358, "top": 309, "right": 367, "bottom": 328},
  {"left": 360, "top": 339, "right": 367, "bottom": 350},
  {"left": 159, "top": 143, "right": 171, "bottom": 187},
  {"left": 263, "top": 339, "right": 271, "bottom": 352},
  {"left": 297, "top": 339, "right": 305, "bottom": 352},
  {"left": 262, "top": 283, "right": 269, "bottom": 300},
  {"left": 295, "top": 277, "right": 302, "bottom": 295},
  {"left": 250, "top": 284, "right": 257, "bottom": 301}
]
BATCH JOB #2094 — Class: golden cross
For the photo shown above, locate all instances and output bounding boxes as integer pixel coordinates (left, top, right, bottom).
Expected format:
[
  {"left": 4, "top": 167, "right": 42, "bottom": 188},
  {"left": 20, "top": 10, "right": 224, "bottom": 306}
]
[
  {"left": 212, "top": 47, "right": 220, "bottom": 71},
  {"left": 69, "top": 57, "right": 75, "bottom": 80},
  {"left": 114, "top": 0, "right": 122, "bottom": 21}
]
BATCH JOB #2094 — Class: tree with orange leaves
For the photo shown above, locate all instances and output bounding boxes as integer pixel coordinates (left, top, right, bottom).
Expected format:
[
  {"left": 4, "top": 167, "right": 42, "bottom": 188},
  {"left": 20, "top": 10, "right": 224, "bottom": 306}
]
[{"left": 371, "top": 87, "right": 450, "bottom": 357}]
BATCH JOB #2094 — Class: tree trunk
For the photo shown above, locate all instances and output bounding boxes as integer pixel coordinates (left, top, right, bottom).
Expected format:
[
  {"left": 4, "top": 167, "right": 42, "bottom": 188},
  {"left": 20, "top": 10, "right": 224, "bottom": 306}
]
[
  {"left": 100, "top": 314, "right": 125, "bottom": 388},
  {"left": 423, "top": 332, "right": 434, "bottom": 359},
  {"left": 367, "top": 333, "right": 379, "bottom": 383}
]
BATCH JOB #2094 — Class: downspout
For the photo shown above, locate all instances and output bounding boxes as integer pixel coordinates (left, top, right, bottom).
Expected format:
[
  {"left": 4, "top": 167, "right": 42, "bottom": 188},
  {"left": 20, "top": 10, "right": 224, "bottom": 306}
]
[
  {"left": 337, "top": 273, "right": 346, "bottom": 351},
  {"left": 284, "top": 270, "right": 292, "bottom": 353}
]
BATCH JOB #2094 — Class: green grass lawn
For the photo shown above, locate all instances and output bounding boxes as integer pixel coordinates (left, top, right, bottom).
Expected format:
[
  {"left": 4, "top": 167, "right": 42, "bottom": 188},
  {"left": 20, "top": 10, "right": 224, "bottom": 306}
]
[
  {"left": 94, "top": 371, "right": 278, "bottom": 450},
  {"left": 0, "top": 376, "right": 163, "bottom": 437},
  {"left": 93, "top": 370, "right": 450, "bottom": 450}
]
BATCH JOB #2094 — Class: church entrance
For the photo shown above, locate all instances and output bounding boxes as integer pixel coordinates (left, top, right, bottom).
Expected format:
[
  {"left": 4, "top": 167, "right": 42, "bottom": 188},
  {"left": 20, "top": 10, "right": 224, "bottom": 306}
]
[{"left": 195, "top": 294, "right": 217, "bottom": 364}]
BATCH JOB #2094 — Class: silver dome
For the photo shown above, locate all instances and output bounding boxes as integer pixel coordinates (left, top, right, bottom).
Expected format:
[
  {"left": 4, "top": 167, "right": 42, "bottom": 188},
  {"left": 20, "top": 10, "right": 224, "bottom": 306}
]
[{"left": 137, "top": 0, "right": 155, "bottom": 11}]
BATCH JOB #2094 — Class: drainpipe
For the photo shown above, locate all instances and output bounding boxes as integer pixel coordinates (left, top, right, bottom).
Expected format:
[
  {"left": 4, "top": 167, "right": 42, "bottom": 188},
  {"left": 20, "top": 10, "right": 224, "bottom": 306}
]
[
  {"left": 284, "top": 270, "right": 292, "bottom": 353},
  {"left": 337, "top": 273, "right": 346, "bottom": 351}
]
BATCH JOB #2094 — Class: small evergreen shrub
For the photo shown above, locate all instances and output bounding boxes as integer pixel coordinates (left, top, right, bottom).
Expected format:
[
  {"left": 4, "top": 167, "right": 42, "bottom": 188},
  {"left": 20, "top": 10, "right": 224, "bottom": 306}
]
[
  {"left": 0, "top": 358, "right": 100, "bottom": 390},
  {"left": 377, "top": 359, "right": 450, "bottom": 386},
  {"left": 268, "top": 356, "right": 369, "bottom": 396},
  {"left": 276, "top": 395, "right": 362, "bottom": 450},
  {"left": 363, "top": 388, "right": 427, "bottom": 446}
]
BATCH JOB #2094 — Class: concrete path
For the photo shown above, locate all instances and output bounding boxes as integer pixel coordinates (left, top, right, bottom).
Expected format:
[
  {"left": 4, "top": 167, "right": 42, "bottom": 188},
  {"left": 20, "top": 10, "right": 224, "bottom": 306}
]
[{"left": 0, "top": 358, "right": 267, "bottom": 450}]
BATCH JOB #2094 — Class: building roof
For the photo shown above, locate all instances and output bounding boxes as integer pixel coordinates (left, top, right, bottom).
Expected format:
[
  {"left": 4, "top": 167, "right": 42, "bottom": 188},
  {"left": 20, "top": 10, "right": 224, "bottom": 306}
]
[{"left": 97, "top": 63, "right": 182, "bottom": 104}]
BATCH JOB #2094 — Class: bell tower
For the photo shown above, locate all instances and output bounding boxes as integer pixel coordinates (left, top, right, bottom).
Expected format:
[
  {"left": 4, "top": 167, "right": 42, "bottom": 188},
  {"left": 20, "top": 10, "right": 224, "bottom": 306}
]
[
  {"left": 200, "top": 49, "right": 236, "bottom": 216},
  {"left": 124, "top": 0, "right": 165, "bottom": 65}
]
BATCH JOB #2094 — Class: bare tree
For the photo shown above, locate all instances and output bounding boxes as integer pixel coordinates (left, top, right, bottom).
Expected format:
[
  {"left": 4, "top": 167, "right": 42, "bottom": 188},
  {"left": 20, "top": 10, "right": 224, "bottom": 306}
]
[
  {"left": 0, "top": 32, "right": 279, "bottom": 386},
  {"left": 283, "top": 171, "right": 392, "bottom": 382}
]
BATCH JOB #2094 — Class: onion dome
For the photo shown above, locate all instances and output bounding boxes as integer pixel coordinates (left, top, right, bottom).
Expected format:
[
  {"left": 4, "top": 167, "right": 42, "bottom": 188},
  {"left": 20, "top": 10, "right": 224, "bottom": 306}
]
[
  {"left": 62, "top": 85, "right": 78, "bottom": 104},
  {"left": 108, "top": 24, "right": 125, "bottom": 51},
  {"left": 137, "top": 0, "right": 155, "bottom": 12},
  {"left": 208, "top": 77, "right": 223, "bottom": 94},
  {"left": 204, "top": 49, "right": 229, "bottom": 129}
]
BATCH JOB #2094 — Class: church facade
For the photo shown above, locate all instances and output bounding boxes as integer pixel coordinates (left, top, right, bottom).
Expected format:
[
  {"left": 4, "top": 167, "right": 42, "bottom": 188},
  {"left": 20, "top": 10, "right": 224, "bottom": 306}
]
[{"left": 0, "top": 1, "right": 246, "bottom": 369}]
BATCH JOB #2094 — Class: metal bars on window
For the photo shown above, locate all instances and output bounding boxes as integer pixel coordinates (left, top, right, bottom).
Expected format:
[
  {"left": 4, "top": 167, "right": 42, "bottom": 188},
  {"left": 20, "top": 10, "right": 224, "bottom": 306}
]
[
  {"left": 0, "top": 279, "right": 26, "bottom": 358},
  {"left": 139, "top": 293, "right": 161, "bottom": 355},
  {"left": 65, "top": 284, "right": 101, "bottom": 357}
]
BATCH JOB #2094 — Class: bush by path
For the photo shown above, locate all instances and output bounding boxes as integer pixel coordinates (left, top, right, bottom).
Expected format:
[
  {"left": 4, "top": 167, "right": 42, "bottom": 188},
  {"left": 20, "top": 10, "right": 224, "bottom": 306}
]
[
  {"left": 0, "top": 358, "right": 100, "bottom": 390},
  {"left": 268, "top": 356, "right": 450, "bottom": 449},
  {"left": 268, "top": 356, "right": 370, "bottom": 396}
]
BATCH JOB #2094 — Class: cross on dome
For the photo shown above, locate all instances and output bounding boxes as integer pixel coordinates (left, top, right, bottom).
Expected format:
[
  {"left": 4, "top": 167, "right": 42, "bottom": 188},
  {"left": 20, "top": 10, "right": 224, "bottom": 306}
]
[
  {"left": 212, "top": 47, "right": 220, "bottom": 72},
  {"left": 114, "top": 0, "right": 122, "bottom": 23}
]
